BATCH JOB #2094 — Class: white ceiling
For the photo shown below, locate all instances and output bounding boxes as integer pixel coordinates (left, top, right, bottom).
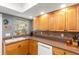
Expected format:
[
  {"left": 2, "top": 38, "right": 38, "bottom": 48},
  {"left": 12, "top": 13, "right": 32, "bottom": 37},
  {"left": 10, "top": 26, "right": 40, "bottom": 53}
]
[{"left": 0, "top": 3, "right": 76, "bottom": 20}]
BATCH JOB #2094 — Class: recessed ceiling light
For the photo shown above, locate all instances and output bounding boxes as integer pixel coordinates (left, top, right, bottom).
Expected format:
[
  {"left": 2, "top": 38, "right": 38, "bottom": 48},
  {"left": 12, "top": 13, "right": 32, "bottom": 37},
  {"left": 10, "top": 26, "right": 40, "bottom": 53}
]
[
  {"left": 40, "top": 12, "right": 45, "bottom": 15},
  {"left": 60, "top": 4, "right": 66, "bottom": 8}
]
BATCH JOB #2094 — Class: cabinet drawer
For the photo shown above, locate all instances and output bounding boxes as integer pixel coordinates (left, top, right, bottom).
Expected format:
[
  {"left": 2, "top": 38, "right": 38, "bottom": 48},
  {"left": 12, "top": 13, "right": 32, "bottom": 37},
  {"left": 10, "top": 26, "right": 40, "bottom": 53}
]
[
  {"left": 53, "top": 47, "right": 64, "bottom": 55},
  {"left": 65, "top": 51, "right": 75, "bottom": 55},
  {"left": 53, "top": 47, "right": 76, "bottom": 55}
]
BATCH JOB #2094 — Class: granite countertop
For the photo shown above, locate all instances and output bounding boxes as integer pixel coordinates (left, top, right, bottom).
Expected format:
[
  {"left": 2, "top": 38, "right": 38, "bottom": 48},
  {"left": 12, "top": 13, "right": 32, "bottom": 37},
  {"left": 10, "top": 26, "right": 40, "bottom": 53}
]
[
  {"left": 30, "top": 36, "right": 79, "bottom": 54},
  {"left": 5, "top": 36, "right": 30, "bottom": 44},
  {"left": 4, "top": 36, "right": 79, "bottom": 54}
]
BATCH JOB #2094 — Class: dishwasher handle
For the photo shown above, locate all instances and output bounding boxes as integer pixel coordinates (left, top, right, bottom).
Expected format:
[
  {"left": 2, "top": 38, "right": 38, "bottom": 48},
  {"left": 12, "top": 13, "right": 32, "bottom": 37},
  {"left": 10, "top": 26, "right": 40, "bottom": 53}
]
[{"left": 38, "top": 42, "right": 52, "bottom": 49}]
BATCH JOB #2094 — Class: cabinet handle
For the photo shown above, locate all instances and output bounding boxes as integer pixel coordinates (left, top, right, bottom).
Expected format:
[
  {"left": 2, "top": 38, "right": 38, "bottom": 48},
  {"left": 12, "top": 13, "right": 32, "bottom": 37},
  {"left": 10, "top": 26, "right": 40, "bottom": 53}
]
[
  {"left": 18, "top": 45, "right": 21, "bottom": 48},
  {"left": 39, "top": 44, "right": 51, "bottom": 49},
  {"left": 64, "top": 29, "right": 67, "bottom": 32},
  {"left": 53, "top": 52, "right": 55, "bottom": 55},
  {"left": 64, "top": 52, "right": 66, "bottom": 55}
]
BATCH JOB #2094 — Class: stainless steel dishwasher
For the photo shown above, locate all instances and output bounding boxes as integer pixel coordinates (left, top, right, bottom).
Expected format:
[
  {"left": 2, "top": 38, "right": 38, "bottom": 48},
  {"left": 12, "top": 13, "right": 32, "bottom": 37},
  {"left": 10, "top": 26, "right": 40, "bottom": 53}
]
[{"left": 38, "top": 42, "right": 52, "bottom": 55}]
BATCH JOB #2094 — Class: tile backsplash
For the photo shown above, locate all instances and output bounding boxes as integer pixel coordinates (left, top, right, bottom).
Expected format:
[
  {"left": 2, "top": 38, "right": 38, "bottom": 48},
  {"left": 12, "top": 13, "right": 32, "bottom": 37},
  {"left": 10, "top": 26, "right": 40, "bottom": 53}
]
[
  {"left": 2, "top": 14, "right": 32, "bottom": 38},
  {"left": 33, "top": 31, "right": 79, "bottom": 42}
]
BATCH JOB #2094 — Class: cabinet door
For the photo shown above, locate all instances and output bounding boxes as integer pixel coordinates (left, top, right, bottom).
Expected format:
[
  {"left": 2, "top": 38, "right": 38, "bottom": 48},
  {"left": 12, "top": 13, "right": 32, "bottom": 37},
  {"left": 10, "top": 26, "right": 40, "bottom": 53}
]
[
  {"left": 29, "top": 39, "right": 38, "bottom": 55},
  {"left": 5, "top": 43, "right": 19, "bottom": 55},
  {"left": 56, "top": 9, "right": 66, "bottom": 31},
  {"left": 53, "top": 47, "right": 76, "bottom": 55},
  {"left": 65, "top": 51, "right": 75, "bottom": 55},
  {"left": 17, "top": 40, "right": 29, "bottom": 55},
  {"left": 39, "top": 14, "right": 49, "bottom": 31},
  {"left": 33, "top": 16, "right": 40, "bottom": 31},
  {"left": 77, "top": 4, "right": 79, "bottom": 32},
  {"left": 66, "top": 5, "right": 77, "bottom": 32},
  {"left": 52, "top": 9, "right": 66, "bottom": 31},
  {"left": 53, "top": 12, "right": 58, "bottom": 31},
  {"left": 48, "top": 13, "right": 55, "bottom": 31},
  {"left": 53, "top": 47, "right": 64, "bottom": 55}
]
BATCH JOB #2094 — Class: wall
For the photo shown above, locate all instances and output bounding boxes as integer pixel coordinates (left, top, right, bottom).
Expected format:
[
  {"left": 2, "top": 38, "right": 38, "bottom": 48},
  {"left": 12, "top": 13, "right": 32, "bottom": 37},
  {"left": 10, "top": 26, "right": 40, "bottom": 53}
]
[
  {"left": 2, "top": 14, "right": 32, "bottom": 38},
  {"left": 33, "top": 31, "right": 79, "bottom": 42},
  {"left": 0, "top": 14, "right": 2, "bottom": 55}
]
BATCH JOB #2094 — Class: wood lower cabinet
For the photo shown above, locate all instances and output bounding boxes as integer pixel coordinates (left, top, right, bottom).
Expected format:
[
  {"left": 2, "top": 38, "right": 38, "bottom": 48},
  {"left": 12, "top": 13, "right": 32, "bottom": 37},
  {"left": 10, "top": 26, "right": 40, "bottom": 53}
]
[
  {"left": 53, "top": 47, "right": 64, "bottom": 55},
  {"left": 5, "top": 39, "right": 38, "bottom": 55},
  {"left": 5, "top": 39, "right": 77, "bottom": 55},
  {"left": 53, "top": 47, "right": 76, "bottom": 55},
  {"left": 29, "top": 39, "right": 38, "bottom": 55},
  {"left": 17, "top": 40, "right": 29, "bottom": 55},
  {"left": 5, "top": 42, "right": 19, "bottom": 55},
  {"left": 64, "top": 51, "right": 76, "bottom": 55},
  {"left": 5, "top": 40, "right": 29, "bottom": 55}
]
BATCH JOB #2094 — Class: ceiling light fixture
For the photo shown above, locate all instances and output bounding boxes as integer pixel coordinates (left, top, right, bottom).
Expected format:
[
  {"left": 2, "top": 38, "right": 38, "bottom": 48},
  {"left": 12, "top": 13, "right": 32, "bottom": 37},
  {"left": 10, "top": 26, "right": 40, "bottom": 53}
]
[
  {"left": 40, "top": 12, "right": 45, "bottom": 15},
  {"left": 60, "top": 4, "right": 66, "bottom": 8}
]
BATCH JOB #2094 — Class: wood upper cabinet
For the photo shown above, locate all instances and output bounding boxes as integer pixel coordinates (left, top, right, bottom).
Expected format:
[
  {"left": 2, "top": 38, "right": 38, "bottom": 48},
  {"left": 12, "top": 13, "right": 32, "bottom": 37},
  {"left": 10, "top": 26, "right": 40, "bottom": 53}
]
[
  {"left": 5, "top": 40, "right": 29, "bottom": 55},
  {"left": 48, "top": 13, "right": 55, "bottom": 31},
  {"left": 77, "top": 4, "right": 79, "bottom": 32},
  {"left": 29, "top": 39, "right": 38, "bottom": 55},
  {"left": 66, "top": 5, "right": 77, "bottom": 32},
  {"left": 49, "top": 8, "right": 66, "bottom": 31},
  {"left": 33, "top": 16, "right": 40, "bottom": 31},
  {"left": 33, "top": 4, "right": 79, "bottom": 32},
  {"left": 54, "top": 9, "right": 66, "bottom": 31},
  {"left": 39, "top": 14, "right": 49, "bottom": 31}
]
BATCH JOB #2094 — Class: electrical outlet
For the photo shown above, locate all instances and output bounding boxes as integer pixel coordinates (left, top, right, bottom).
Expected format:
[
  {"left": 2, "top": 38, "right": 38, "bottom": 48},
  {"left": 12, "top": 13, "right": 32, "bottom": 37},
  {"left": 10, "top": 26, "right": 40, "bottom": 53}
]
[{"left": 61, "top": 33, "right": 64, "bottom": 39}]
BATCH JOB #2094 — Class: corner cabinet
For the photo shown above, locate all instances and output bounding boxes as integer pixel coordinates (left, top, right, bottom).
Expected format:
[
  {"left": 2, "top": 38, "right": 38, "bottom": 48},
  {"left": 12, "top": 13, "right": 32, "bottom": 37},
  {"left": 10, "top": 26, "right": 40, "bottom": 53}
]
[
  {"left": 5, "top": 39, "right": 38, "bottom": 55},
  {"left": 29, "top": 39, "right": 38, "bottom": 55}
]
